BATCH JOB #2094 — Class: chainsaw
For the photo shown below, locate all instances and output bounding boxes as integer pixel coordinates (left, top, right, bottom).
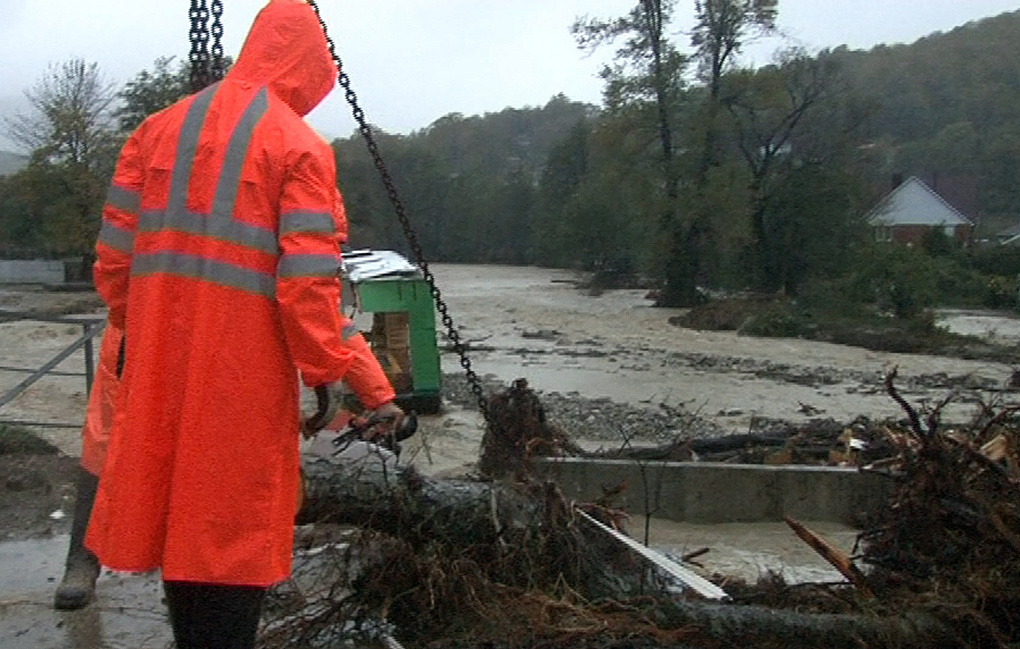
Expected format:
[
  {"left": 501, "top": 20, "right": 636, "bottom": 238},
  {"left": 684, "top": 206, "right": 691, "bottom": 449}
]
[
  {"left": 296, "top": 403, "right": 418, "bottom": 517},
  {"left": 329, "top": 410, "right": 419, "bottom": 458}
]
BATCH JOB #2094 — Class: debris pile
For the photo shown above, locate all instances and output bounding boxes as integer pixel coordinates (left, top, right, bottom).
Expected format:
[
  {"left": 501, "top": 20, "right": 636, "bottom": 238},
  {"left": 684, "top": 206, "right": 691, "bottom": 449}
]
[
  {"left": 264, "top": 377, "right": 1020, "bottom": 648},
  {"left": 595, "top": 415, "right": 904, "bottom": 467},
  {"left": 856, "top": 370, "right": 1020, "bottom": 646}
]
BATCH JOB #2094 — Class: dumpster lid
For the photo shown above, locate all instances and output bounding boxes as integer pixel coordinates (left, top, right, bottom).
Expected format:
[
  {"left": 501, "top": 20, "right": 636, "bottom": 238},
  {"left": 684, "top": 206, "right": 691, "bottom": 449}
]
[{"left": 342, "top": 249, "right": 422, "bottom": 283}]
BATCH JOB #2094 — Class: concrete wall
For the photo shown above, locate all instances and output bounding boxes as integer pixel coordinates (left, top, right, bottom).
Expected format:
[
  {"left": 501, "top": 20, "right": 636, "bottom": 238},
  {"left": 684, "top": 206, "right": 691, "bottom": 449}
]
[
  {"left": 534, "top": 458, "right": 891, "bottom": 526},
  {"left": 0, "top": 260, "right": 65, "bottom": 285}
]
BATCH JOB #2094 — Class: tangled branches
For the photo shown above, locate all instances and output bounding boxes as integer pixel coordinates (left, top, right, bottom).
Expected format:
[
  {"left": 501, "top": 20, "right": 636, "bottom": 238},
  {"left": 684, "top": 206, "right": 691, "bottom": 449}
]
[{"left": 859, "top": 369, "right": 1020, "bottom": 646}]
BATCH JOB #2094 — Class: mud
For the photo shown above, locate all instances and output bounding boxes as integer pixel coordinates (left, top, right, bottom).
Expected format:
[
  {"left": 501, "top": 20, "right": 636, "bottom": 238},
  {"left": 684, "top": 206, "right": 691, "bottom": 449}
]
[{"left": 0, "top": 535, "right": 170, "bottom": 649}]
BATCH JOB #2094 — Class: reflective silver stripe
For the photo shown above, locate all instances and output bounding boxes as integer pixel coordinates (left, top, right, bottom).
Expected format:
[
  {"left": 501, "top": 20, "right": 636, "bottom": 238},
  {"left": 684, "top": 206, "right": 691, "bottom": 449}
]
[
  {"left": 277, "top": 254, "right": 340, "bottom": 278},
  {"left": 135, "top": 86, "right": 278, "bottom": 297},
  {"left": 138, "top": 209, "right": 277, "bottom": 253},
  {"left": 166, "top": 83, "right": 219, "bottom": 215},
  {"left": 341, "top": 322, "right": 360, "bottom": 340},
  {"left": 105, "top": 185, "right": 140, "bottom": 214},
  {"left": 98, "top": 221, "right": 135, "bottom": 253},
  {"left": 279, "top": 210, "right": 335, "bottom": 235},
  {"left": 143, "top": 85, "right": 276, "bottom": 255},
  {"left": 212, "top": 88, "right": 269, "bottom": 219},
  {"left": 131, "top": 252, "right": 275, "bottom": 298}
]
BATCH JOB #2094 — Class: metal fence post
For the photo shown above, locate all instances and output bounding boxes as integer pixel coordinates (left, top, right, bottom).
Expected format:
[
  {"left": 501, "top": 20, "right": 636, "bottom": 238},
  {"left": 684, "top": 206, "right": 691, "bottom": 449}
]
[{"left": 83, "top": 323, "right": 95, "bottom": 395}]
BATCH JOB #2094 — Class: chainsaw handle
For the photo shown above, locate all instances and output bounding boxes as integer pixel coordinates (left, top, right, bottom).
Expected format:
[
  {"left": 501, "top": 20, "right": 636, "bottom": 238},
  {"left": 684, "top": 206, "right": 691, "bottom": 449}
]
[{"left": 302, "top": 385, "right": 332, "bottom": 436}]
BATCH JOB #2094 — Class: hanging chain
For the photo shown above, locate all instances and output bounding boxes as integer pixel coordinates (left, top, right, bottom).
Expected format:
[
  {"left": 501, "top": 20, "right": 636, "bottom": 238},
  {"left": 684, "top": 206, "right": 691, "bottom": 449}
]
[
  {"left": 209, "top": 0, "right": 225, "bottom": 82},
  {"left": 305, "top": 0, "right": 491, "bottom": 426},
  {"left": 188, "top": 0, "right": 212, "bottom": 92}
]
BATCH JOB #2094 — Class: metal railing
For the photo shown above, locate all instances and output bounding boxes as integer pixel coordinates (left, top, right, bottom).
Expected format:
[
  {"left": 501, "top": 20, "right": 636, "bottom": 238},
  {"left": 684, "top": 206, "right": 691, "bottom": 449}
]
[{"left": 0, "top": 309, "right": 107, "bottom": 430}]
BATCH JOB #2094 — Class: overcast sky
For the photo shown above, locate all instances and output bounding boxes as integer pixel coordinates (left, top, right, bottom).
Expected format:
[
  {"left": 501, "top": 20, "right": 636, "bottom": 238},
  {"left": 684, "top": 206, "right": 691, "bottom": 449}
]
[{"left": 1, "top": 0, "right": 1018, "bottom": 147}]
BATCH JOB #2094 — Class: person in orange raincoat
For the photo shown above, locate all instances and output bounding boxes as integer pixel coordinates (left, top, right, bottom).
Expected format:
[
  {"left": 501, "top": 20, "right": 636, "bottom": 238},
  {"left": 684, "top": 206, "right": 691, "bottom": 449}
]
[
  {"left": 85, "top": 1, "right": 403, "bottom": 646},
  {"left": 53, "top": 322, "right": 122, "bottom": 610}
]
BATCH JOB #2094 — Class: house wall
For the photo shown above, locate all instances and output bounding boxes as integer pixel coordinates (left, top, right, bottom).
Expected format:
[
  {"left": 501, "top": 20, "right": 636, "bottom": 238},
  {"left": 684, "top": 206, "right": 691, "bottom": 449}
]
[{"left": 886, "top": 224, "right": 972, "bottom": 244}]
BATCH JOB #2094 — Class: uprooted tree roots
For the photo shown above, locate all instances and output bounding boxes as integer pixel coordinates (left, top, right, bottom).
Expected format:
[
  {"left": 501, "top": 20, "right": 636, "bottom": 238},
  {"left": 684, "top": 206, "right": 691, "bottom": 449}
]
[
  {"left": 262, "top": 376, "right": 1020, "bottom": 648},
  {"left": 855, "top": 369, "right": 1020, "bottom": 646},
  {"left": 479, "top": 377, "right": 582, "bottom": 479}
]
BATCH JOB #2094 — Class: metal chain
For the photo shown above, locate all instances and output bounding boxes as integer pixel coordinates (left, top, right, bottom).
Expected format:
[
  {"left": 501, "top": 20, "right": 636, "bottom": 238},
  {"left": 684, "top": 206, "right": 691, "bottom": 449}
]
[
  {"left": 305, "top": 0, "right": 491, "bottom": 426},
  {"left": 188, "top": 0, "right": 211, "bottom": 92},
  {"left": 210, "top": 0, "right": 225, "bottom": 82}
]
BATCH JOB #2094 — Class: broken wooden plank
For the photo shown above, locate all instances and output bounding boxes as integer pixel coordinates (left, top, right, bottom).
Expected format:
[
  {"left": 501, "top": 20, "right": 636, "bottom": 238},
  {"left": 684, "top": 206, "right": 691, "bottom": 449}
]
[{"left": 784, "top": 515, "right": 875, "bottom": 599}]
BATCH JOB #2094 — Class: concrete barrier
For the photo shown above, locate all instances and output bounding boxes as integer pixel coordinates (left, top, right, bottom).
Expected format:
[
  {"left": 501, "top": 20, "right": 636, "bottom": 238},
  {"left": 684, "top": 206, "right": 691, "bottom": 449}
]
[
  {"left": 0, "top": 260, "right": 65, "bottom": 285},
  {"left": 534, "top": 458, "right": 891, "bottom": 526}
]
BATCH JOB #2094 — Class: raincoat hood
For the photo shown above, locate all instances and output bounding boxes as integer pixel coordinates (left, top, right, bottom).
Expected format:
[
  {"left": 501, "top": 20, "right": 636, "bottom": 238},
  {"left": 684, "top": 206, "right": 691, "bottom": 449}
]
[{"left": 229, "top": 0, "right": 337, "bottom": 116}]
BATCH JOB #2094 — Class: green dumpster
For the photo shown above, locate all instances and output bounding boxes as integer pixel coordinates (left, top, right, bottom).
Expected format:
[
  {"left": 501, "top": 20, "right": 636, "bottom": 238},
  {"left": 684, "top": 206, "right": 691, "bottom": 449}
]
[{"left": 341, "top": 250, "right": 442, "bottom": 414}]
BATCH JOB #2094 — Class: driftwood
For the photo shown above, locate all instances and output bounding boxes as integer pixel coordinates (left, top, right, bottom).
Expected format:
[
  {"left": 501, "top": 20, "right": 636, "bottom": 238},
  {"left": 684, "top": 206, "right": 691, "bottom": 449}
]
[
  {"left": 283, "top": 377, "right": 1020, "bottom": 647},
  {"left": 653, "top": 600, "right": 955, "bottom": 649},
  {"left": 594, "top": 417, "right": 900, "bottom": 467},
  {"left": 298, "top": 447, "right": 542, "bottom": 546}
]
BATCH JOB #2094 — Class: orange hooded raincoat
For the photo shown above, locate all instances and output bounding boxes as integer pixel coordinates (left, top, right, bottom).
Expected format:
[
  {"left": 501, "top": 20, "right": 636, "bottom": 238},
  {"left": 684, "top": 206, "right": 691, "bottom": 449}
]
[{"left": 86, "top": 0, "right": 394, "bottom": 586}]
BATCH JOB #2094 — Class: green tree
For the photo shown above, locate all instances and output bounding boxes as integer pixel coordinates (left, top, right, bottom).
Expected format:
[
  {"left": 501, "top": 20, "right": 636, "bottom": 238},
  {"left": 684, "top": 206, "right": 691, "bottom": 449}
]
[
  {"left": 573, "top": 2, "right": 697, "bottom": 302},
  {"left": 724, "top": 51, "right": 839, "bottom": 290},
  {"left": 535, "top": 121, "right": 590, "bottom": 266},
  {"left": 691, "top": 0, "right": 778, "bottom": 176},
  {"left": 573, "top": 2, "right": 685, "bottom": 196},
  {"left": 116, "top": 56, "right": 192, "bottom": 133}
]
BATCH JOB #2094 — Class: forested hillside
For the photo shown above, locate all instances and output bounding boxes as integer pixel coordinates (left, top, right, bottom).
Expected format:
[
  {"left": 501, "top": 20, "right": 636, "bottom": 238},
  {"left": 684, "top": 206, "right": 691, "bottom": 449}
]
[
  {"left": 334, "top": 95, "right": 593, "bottom": 264},
  {"left": 335, "top": 6, "right": 1020, "bottom": 300},
  {"left": 0, "top": 151, "right": 27, "bottom": 177},
  {"left": 834, "top": 9, "right": 1020, "bottom": 224}
]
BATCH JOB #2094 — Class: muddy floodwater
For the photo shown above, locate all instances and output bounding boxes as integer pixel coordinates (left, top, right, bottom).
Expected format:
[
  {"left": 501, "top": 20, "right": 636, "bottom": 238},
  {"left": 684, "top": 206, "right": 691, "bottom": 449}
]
[
  {"left": 3, "top": 263, "right": 1017, "bottom": 458},
  {"left": 2, "top": 264, "right": 1019, "bottom": 648},
  {"left": 428, "top": 264, "right": 1016, "bottom": 429}
]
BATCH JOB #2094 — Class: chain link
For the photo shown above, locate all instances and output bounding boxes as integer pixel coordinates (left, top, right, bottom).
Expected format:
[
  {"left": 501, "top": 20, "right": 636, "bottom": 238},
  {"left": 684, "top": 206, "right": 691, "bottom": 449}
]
[
  {"left": 188, "top": 0, "right": 211, "bottom": 92},
  {"left": 305, "top": 0, "right": 491, "bottom": 426},
  {"left": 210, "top": 0, "right": 225, "bottom": 82}
]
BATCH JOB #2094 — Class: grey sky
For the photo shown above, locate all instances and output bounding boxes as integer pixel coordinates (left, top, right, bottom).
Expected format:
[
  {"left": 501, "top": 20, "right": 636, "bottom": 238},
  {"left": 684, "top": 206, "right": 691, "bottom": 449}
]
[{"left": 0, "top": 0, "right": 1017, "bottom": 146}]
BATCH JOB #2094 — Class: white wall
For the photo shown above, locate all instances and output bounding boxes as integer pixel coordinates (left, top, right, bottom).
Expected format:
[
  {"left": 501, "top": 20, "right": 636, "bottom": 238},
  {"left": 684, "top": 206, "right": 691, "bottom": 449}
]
[{"left": 0, "top": 260, "right": 65, "bottom": 284}]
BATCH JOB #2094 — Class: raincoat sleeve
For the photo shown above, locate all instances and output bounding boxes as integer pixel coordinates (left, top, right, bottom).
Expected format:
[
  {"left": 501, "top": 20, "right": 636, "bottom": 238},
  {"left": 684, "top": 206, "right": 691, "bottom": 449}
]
[
  {"left": 338, "top": 325, "right": 397, "bottom": 409},
  {"left": 94, "top": 131, "right": 144, "bottom": 329},
  {"left": 277, "top": 143, "right": 394, "bottom": 409}
]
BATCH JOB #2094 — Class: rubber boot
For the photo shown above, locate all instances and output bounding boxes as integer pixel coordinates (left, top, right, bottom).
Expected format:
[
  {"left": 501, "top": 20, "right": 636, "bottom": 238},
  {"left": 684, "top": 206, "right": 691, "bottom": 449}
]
[{"left": 54, "top": 467, "right": 101, "bottom": 610}]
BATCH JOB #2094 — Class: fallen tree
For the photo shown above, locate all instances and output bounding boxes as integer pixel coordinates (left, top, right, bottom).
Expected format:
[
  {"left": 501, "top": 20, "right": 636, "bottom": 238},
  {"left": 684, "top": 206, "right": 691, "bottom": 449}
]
[
  {"left": 262, "top": 377, "right": 1016, "bottom": 648},
  {"left": 276, "top": 444, "right": 961, "bottom": 649}
]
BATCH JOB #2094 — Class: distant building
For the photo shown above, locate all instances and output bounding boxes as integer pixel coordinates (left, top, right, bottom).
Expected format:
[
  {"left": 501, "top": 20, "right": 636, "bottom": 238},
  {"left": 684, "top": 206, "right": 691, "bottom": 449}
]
[{"left": 866, "top": 176, "right": 974, "bottom": 244}]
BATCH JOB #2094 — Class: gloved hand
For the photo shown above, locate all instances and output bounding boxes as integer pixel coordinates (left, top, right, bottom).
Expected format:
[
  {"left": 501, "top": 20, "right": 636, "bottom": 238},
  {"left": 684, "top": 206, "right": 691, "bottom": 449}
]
[
  {"left": 301, "top": 381, "right": 345, "bottom": 439},
  {"left": 360, "top": 400, "right": 406, "bottom": 442}
]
